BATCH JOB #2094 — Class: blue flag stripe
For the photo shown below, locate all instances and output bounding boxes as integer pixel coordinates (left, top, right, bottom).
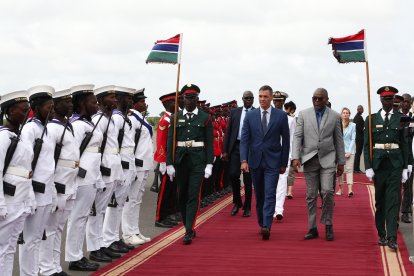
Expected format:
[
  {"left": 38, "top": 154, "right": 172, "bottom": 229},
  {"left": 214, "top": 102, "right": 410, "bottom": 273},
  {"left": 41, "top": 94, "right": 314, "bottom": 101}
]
[
  {"left": 152, "top": 43, "right": 179, "bottom": 52},
  {"left": 334, "top": 41, "right": 364, "bottom": 51}
]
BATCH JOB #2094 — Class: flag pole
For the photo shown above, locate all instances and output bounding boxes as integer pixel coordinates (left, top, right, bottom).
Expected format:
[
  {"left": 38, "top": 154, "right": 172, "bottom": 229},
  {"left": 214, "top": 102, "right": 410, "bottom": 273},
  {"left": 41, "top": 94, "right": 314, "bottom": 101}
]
[
  {"left": 365, "top": 61, "right": 373, "bottom": 161},
  {"left": 172, "top": 33, "right": 183, "bottom": 162}
]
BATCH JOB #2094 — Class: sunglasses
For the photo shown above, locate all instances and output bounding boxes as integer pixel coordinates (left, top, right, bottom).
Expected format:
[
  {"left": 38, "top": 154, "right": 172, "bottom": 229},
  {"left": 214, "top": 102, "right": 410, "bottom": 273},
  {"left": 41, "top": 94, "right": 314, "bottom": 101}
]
[
  {"left": 243, "top": 97, "right": 254, "bottom": 100},
  {"left": 312, "top": 96, "right": 324, "bottom": 101}
]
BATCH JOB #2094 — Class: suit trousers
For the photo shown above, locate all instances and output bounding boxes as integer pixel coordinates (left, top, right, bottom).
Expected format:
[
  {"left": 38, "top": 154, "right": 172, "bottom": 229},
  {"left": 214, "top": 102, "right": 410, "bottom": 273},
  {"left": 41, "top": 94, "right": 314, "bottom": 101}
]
[
  {"left": 122, "top": 170, "right": 148, "bottom": 240},
  {"left": 19, "top": 204, "right": 52, "bottom": 276},
  {"left": 86, "top": 182, "right": 114, "bottom": 252},
  {"left": 275, "top": 161, "right": 290, "bottom": 215},
  {"left": 229, "top": 142, "right": 252, "bottom": 210},
  {"left": 250, "top": 160, "right": 279, "bottom": 229},
  {"left": 354, "top": 139, "right": 363, "bottom": 171},
  {"left": 176, "top": 155, "right": 204, "bottom": 233},
  {"left": 374, "top": 158, "right": 402, "bottom": 239},
  {"left": 401, "top": 172, "right": 413, "bottom": 214},
  {"left": 0, "top": 204, "right": 28, "bottom": 276},
  {"left": 39, "top": 196, "right": 74, "bottom": 275},
  {"left": 103, "top": 172, "right": 132, "bottom": 247},
  {"left": 65, "top": 185, "right": 96, "bottom": 262},
  {"left": 303, "top": 155, "right": 336, "bottom": 229}
]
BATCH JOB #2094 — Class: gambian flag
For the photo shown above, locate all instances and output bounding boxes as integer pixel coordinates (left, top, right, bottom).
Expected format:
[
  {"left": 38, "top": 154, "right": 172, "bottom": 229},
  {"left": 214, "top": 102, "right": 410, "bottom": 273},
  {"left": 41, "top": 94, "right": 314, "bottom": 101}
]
[
  {"left": 146, "top": 34, "right": 182, "bottom": 64},
  {"left": 328, "top": 30, "right": 366, "bottom": 63}
]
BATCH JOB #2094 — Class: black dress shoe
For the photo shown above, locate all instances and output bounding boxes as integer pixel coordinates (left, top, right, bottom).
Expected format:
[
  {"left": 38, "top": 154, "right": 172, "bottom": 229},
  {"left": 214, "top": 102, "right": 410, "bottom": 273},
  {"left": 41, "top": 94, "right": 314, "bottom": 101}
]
[
  {"left": 231, "top": 204, "right": 241, "bottom": 216},
  {"left": 109, "top": 241, "right": 129, "bottom": 253},
  {"left": 69, "top": 257, "right": 100, "bottom": 271},
  {"left": 387, "top": 237, "right": 398, "bottom": 250},
  {"left": 101, "top": 247, "right": 121, "bottom": 259},
  {"left": 117, "top": 239, "right": 135, "bottom": 250},
  {"left": 304, "top": 228, "right": 319, "bottom": 240},
  {"left": 183, "top": 233, "right": 193, "bottom": 245},
  {"left": 378, "top": 236, "right": 387, "bottom": 246},
  {"left": 90, "top": 249, "right": 113, "bottom": 262},
  {"left": 401, "top": 213, "right": 412, "bottom": 223},
  {"left": 261, "top": 227, "right": 270, "bottom": 240},
  {"left": 57, "top": 271, "right": 70, "bottom": 276},
  {"left": 242, "top": 209, "right": 251, "bottom": 217},
  {"left": 326, "top": 225, "right": 334, "bottom": 241},
  {"left": 155, "top": 219, "right": 174, "bottom": 228},
  {"left": 275, "top": 214, "right": 284, "bottom": 221},
  {"left": 165, "top": 218, "right": 179, "bottom": 225}
]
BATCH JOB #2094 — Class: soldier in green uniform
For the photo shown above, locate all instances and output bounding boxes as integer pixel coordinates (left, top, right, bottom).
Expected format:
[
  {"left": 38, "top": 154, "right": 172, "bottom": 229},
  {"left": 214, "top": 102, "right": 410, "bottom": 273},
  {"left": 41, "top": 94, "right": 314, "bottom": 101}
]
[
  {"left": 364, "top": 86, "right": 409, "bottom": 250},
  {"left": 166, "top": 84, "right": 214, "bottom": 245}
]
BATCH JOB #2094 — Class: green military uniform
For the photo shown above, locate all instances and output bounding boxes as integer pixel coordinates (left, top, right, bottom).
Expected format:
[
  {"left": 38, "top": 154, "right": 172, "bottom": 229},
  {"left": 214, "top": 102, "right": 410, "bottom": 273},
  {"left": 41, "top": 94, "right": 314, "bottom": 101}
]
[
  {"left": 364, "top": 86, "right": 409, "bottom": 243},
  {"left": 166, "top": 85, "right": 214, "bottom": 237}
]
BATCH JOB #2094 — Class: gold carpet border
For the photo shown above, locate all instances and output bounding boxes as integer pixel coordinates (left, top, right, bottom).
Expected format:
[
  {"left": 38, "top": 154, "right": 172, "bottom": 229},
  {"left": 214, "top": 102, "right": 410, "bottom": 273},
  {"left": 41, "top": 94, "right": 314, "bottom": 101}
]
[
  {"left": 367, "top": 185, "right": 407, "bottom": 276},
  {"left": 101, "top": 194, "right": 234, "bottom": 276}
]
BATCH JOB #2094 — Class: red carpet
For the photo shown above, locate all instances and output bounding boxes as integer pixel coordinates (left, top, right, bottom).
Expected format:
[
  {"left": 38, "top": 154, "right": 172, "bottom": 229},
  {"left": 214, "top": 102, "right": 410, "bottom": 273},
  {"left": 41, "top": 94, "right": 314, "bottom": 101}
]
[{"left": 96, "top": 173, "right": 414, "bottom": 276}]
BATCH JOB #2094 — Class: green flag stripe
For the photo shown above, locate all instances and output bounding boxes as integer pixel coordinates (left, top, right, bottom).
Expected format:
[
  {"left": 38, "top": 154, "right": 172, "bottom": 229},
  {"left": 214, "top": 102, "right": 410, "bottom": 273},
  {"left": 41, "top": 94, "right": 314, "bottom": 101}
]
[
  {"left": 146, "top": 51, "right": 178, "bottom": 64},
  {"left": 338, "top": 51, "right": 366, "bottom": 63}
]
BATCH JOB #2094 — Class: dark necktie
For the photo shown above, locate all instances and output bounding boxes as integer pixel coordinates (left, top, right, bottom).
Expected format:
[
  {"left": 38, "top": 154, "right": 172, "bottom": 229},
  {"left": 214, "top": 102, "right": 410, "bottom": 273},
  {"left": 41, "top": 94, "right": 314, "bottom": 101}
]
[
  {"left": 262, "top": 110, "right": 268, "bottom": 133},
  {"left": 316, "top": 111, "right": 322, "bottom": 128},
  {"left": 384, "top": 112, "right": 389, "bottom": 126}
]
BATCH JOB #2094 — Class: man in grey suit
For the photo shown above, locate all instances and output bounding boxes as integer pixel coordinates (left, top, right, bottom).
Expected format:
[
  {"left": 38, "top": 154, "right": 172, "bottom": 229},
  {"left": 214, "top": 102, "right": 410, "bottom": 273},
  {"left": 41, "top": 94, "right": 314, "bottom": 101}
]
[{"left": 291, "top": 88, "right": 345, "bottom": 241}]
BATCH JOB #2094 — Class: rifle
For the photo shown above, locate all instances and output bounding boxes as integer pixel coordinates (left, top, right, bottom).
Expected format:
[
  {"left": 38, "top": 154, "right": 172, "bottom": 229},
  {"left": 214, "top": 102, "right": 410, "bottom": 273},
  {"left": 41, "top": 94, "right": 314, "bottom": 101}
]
[
  {"left": 100, "top": 110, "right": 113, "bottom": 161},
  {"left": 54, "top": 118, "right": 69, "bottom": 168},
  {"left": 79, "top": 112, "right": 104, "bottom": 157},
  {"left": 3, "top": 109, "right": 30, "bottom": 197},
  {"left": 133, "top": 105, "right": 149, "bottom": 155},
  {"left": 117, "top": 107, "right": 129, "bottom": 151}
]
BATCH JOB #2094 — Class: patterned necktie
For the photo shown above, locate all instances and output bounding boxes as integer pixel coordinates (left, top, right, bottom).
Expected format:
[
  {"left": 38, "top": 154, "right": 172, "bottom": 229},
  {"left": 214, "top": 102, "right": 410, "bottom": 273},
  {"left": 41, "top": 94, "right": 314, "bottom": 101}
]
[
  {"left": 316, "top": 111, "right": 322, "bottom": 128},
  {"left": 262, "top": 110, "right": 268, "bottom": 133}
]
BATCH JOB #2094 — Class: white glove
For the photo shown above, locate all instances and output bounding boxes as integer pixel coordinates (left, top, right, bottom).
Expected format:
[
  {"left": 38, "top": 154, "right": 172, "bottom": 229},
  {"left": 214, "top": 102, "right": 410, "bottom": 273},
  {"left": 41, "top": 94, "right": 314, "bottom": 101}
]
[
  {"left": 402, "top": 169, "right": 409, "bottom": 182},
  {"left": 0, "top": 206, "right": 7, "bottom": 220},
  {"left": 213, "top": 156, "right": 216, "bottom": 163},
  {"left": 30, "top": 200, "right": 37, "bottom": 215},
  {"left": 159, "top": 162, "right": 167, "bottom": 175},
  {"left": 408, "top": 165, "right": 412, "bottom": 173},
  {"left": 204, "top": 164, "right": 213, "bottom": 179},
  {"left": 57, "top": 196, "right": 66, "bottom": 212},
  {"left": 51, "top": 190, "right": 58, "bottom": 213},
  {"left": 366, "top": 168, "right": 375, "bottom": 181},
  {"left": 167, "top": 165, "right": 175, "bottom": 181}
]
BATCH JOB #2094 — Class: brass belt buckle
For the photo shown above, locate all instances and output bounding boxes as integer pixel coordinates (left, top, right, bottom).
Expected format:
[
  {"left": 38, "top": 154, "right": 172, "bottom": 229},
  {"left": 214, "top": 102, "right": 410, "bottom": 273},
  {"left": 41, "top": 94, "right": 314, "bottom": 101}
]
[
  {"left": 384, "top": 143, "right": 391, "bottom": 150},
  {"left": 75, "top": 161, "right": 80, "bottom": 168},
  {"left": 185, "top": 141, "right": 193, "bottom": 148}
]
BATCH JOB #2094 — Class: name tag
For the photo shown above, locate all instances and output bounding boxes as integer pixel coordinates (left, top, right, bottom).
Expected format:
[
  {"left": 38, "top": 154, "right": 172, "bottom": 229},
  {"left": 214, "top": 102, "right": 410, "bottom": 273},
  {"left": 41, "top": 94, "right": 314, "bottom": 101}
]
[
  {"left": 178, "top": 119, "right": 185, "bottom": 123},
  {"left": 376, "top": 125, "right": 383, "bottom": 128}
]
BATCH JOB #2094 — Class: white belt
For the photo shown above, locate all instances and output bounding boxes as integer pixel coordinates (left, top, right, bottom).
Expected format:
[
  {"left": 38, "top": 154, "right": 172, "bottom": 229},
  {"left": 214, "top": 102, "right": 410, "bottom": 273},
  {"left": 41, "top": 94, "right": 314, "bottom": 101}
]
[
  {"left": 84, "top": 146, "right": 100, "bottom": 153},
  {"left": 177, "top": 140, "right": 205, "bottom": 148},
  {"left": 120, "top": 147, "right": 134, "bottom": 154},
  {"left": 104, "top": 147, "right": 119, "bottom": 154},
  {"left": 374, "top": 143, "right": 399, "bottom": 150},
  {"left": 57, "top": 159, "right": 80, "bottom": 169},
  {"left": 6, "top": 166, "right": 32, "bottom": 179}
]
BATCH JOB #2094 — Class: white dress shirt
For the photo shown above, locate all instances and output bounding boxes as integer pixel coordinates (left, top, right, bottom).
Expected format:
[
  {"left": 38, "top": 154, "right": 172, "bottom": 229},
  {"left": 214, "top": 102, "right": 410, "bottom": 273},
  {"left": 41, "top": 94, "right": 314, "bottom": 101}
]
[{"left": 238, "top": 107, "right": 253, "bottom": 140}]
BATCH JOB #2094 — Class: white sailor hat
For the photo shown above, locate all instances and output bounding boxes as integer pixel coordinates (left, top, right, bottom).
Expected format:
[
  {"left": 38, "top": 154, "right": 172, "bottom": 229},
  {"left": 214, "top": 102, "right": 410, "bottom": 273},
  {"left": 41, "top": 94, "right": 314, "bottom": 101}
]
[
  {"left": 132, "top": 88, "right": 146, "bottom": 102},
  {"left": 53, "top": 89, "right": 72, "bottom": 101},
  {"left": 28, "top": 85, "right": 54, "bottom": 102},
  {"left": 70, "top": 84, "right": 95, "bottom": 97},
  {"left": 0, "top": 90, "right": 29, "bottom": 109},
  {"left": 273, "top": 91, "right": 289, "bottom": 100},
  {"left": 114, "top": 86, "right": 136, "bottom": 96},
  {"left": 94, "top": 85, "right": 117, "bottom": 99}
]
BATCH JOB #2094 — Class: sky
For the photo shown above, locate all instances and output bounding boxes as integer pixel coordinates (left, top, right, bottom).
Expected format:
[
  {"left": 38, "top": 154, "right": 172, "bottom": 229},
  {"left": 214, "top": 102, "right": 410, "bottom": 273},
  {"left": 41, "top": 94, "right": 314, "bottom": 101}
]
[{"left": 0, "top": 0, "right": 413, "bottom": 116}]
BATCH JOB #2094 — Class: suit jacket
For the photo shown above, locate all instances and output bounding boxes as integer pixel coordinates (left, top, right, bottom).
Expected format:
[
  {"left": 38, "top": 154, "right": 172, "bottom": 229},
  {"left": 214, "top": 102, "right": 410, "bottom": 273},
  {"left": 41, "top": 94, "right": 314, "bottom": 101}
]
[
  {"left": 240, "top": 107, "right": 290, "bottom": 170},
  {"left": 353, "top": 113, "right": 364, "bottom": 142},
  {"left": 223, "top": 106, "right": 255, "bottom": 155},
  {"left": 363, "top": 110, "right": 409, "bottom": 170},
  {"left": 292, "top": 107, "right": 345, "bottom": 168}
]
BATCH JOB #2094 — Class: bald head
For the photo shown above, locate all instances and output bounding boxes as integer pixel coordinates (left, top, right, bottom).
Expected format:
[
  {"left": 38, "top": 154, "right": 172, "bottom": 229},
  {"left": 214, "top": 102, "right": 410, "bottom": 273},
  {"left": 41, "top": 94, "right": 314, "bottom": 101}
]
[{"left": 314, "top": 88, "right": 328, "bottom": 98}]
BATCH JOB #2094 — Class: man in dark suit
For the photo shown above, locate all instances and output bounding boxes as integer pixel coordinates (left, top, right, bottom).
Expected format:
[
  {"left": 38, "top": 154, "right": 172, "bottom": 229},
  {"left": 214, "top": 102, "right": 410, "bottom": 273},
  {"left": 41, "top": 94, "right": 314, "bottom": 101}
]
[
  {"left": 353, "top": 105, "right": 364, "bottom": 173},
  {"left": 222, "top": 91, "right": 254, "bottom": 217},
  {"left": 240, "top": 85, "right": 290, "bottom": 240}
]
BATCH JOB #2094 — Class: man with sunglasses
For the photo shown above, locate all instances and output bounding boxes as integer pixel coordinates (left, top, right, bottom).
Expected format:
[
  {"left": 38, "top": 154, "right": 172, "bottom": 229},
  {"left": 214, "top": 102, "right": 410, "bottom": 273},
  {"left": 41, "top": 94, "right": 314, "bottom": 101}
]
[
  {"left": 364, "top": 86, "right": 409, "bottom": 250},
  {"left": 292, "top": 88, "right": 345, "bottom": 242},
  {"left": 223, "top": 91, "right": 254, "bottom": 217}
]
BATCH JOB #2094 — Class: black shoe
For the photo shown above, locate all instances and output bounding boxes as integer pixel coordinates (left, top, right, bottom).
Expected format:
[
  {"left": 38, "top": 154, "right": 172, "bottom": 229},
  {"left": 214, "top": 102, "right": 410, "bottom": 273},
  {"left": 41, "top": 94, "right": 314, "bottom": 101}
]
[
  {"left": 378, "top": 236, "right": 387, "bottom": 246},
  {"left": 69, "top": 257, "right": 100, "bottom": 271},
  {"left": 275, "top": 214, "right": 284, "bottom": 221},
  {"left": 326, "top": 225, "right": 334, "bottom": 241},
  {"left": 261, "top": 227, "right": 270, "bottom": 240},
  {"left": 150, "top": 183, "right": 159, "bottom": 193},
  {"left": 155, "top": 219, "right": 174, "bottom": 228},
  {"left": 387, "top": 237, "right": 398, "bottom": 250},
  {"left": 167, "top": 214, "right": 180, "bottom": 223},
  {"left": 101, "top": 247, "right": 121, "bottom": 259},
  {"left": 89, "top": 249, "right": 112, "bottom": 263},
  {"left": 56, "top": 272, "right": 70, "bottom": 276},
  {"left": 165, "top": 218, "right": 179, "bottom": 226},
  {"left": 117, "top": 239, "right": 135, "bottom": 250},
  {"left": 242, "top": 209, "right": 251, "bottom": 217},
  {"left": 304, "top": 228, "right": 319, "bottom": 240},
  {"left": 109, "top": 241, "right": 129, "bottom": 253},
  {"left": 183, "top": 233, "right": 193, "bottom": 245},
  {"left": 231, "top": 204, "right": 241, "bottom": 216},
  {"left": 401, "top": 213, "right": 412, "bottom": 223}
]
